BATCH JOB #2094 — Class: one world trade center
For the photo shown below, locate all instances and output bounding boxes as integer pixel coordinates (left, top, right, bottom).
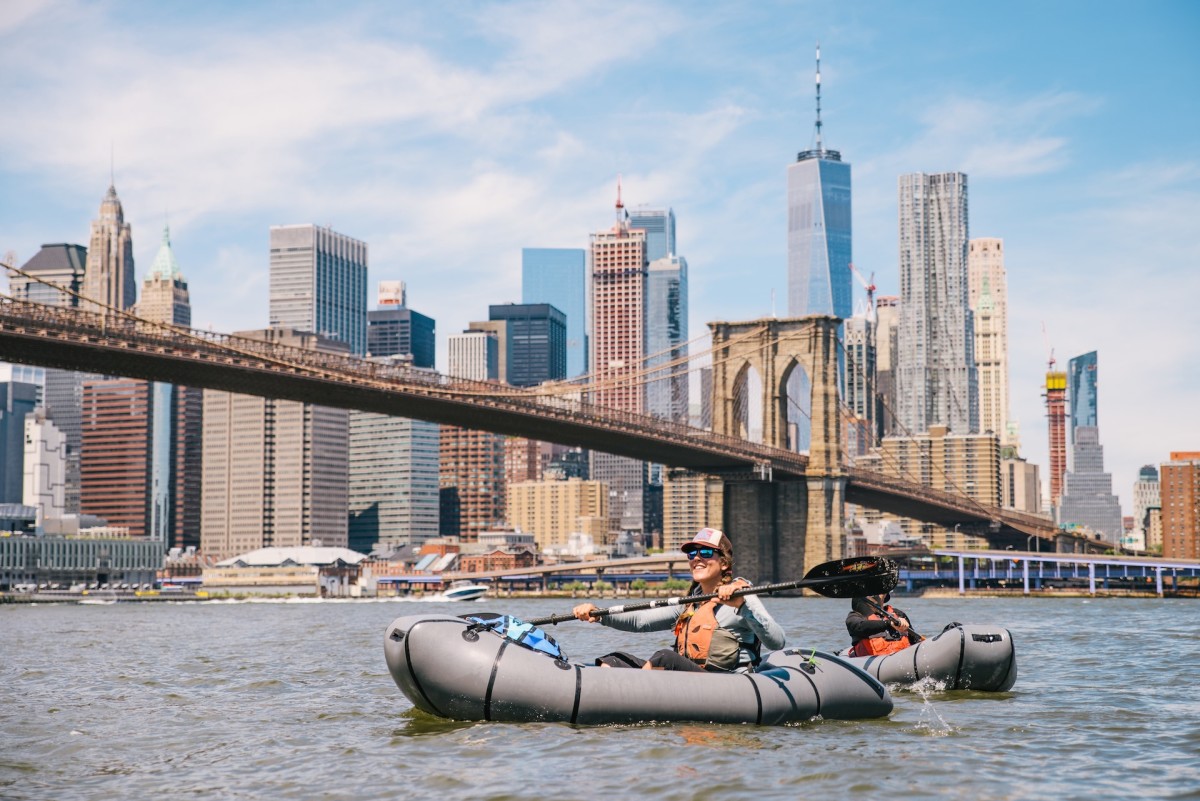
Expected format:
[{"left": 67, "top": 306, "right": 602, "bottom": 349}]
[{"left": 786, "top": 44, "right": 852, "bottom": 450}]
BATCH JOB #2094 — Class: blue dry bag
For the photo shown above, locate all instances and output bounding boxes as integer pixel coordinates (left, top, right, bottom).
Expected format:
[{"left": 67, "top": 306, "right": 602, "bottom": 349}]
[{"left": 463, "top": 613, "right": 567, "bottom": 661}]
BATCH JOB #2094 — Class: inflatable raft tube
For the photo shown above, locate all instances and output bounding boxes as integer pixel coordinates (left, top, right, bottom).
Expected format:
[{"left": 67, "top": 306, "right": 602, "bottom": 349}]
[
  {"left": 842, "top": 623, "right": 1017, "bottom": 691},
  {"left": 384, "top": 613, "right": 894, "bottom": 725}
]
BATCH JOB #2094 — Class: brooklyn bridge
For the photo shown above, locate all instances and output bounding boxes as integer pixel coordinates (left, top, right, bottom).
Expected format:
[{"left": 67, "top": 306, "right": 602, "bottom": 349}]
[{"left": 0, "top": 297, "right": 1070, "bottom": 582}]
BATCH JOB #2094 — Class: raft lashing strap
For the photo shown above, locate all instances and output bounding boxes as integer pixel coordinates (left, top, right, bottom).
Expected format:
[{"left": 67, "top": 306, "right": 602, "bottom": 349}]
[{"left": 462, "top": 614, "right": 568, "bottom": 661}]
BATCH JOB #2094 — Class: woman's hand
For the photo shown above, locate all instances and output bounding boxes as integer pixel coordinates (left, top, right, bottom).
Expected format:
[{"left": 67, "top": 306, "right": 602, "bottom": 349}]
[
  {"left": 716, "top": 579, "right": 750, "bottom": 609},
  {"left": 573, "top": 603, "right": 601, "bottom": 622}
]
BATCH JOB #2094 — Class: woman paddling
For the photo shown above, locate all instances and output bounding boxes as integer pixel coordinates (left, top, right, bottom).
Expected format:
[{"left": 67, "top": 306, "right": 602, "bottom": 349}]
[{"left": 571, "top": 528, "right": 786, "bottom": 673}]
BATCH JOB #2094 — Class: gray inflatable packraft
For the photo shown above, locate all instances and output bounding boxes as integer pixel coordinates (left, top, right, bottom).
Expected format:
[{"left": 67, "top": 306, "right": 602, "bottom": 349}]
[
  {"left": 384, "top": 613, "right": 894, "bottom": 725},
  {"left": 841, "top": 623, "right": 1017, "bottom": 692}
]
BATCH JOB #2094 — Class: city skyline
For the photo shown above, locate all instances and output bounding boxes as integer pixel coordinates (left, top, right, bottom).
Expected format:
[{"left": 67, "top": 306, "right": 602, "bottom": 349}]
[{"left": 1, "top": 1, "right": 1197, "bottom": 503}]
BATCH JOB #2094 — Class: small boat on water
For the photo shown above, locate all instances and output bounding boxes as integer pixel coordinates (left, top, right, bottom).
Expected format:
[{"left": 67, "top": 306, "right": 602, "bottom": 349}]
[
  {"left": 383, "top": 613, "right": 893, "bottom": 725},
  {"left": 838, "top": 623, "right": 1017, "bottom": 692},
  {"left": 440, "top": 581, "right": 489, "bottom": 602}
]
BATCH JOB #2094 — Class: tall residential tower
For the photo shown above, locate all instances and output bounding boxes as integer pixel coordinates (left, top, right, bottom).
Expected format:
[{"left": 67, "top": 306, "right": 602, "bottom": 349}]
[
  {"left": 895, "top": 172, "right": 978, "bottom": 435},
  {"left": 968, "top": 238, "right": 1011, "bottom": 444}
]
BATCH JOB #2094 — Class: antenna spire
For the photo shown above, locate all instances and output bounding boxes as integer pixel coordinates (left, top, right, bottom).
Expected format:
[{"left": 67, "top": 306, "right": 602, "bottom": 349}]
[
  {"left": 614, "top": 174, "right": 627, "bottom": 230},
  {"left": 814, "top": 42, "right": 823, "bottom": 154}
]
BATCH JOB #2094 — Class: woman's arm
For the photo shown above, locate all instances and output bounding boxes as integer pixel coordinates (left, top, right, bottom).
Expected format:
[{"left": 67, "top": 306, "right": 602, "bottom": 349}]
[
  {"left": 598, "top": 605, "right": 680, "bottom": 633},
  {"left": 735, "top": 594, "right": 786, "bottom": 650}
]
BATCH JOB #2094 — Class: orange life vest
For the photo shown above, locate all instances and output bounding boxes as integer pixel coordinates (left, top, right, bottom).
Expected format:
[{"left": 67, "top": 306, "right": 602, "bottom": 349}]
[
  {"left": 848, "top": 607, "right": 913, "bottom": 658},
  {"left": 673, "top": 599, "right": 724, "bottom": 667}
]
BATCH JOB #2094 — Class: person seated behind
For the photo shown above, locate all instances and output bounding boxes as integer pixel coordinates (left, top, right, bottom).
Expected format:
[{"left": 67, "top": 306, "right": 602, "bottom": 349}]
[
  {"left": 571, "top": 528, "right": 786, "bottom": 673},
  {"left": 845, "top": 592, "right": 919, "bottom": 658}
]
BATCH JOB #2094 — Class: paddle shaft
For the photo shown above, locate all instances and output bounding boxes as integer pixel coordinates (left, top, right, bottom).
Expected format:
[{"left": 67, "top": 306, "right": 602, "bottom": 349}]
[
  {"left": 863, "top": 597, "right": 925, "bottom": 641},
  {"left": 527, "top": 568, "right": 894, "bottom": 628}
]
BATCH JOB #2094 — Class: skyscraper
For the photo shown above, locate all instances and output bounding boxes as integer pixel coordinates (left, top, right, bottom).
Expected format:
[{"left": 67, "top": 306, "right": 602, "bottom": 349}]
[
  {"left": 521, "top": 248, "right": 587, "bottom": 378},
  {"left": 23, "top": 407, "right": 66, "bottom": 530},
  {"left": 786, "top": 47, "right": 852, "bottom": 450},
  {"left": 348, "top": 403, "right": 440, "bottom": 553},
  {"left": 895, "top": 172, "right": 978, "bottom": 435},
  {"left": 842, "top": 313, "right": 876, "bottom": 453},
  {"left": 787, "top": 45, "right": 852, "bottom": 321},
  {"left": 645, "top": 255, "right": 688, "bottom": 423},
  {"left": 439, "top": 331, "right": 505, "bottom": 541},
  {"left": 10, "top": 244, "right": 86, "bottom": 306},
  {"left": 968, "top": 238, "right": 1010, "bottom": 443},
  {"left": 200, "top": 329, "right": 350, "bottom": 561},
  {"left": 367, "top": 281, "right": 435, "bottom": 368},
  {"left": 1068, "top": 350, "right": 1099, "bottom": 448},
  {"left": 136, "top": 225, "right": 191, "bottom": 327},
  {"left": 0, "top": 376, "right": 39, "bottom": 503},
  {"left": 628, "top": 207, "right": 677, "bottom": 263},
  {"left": 488, "top": 303, "right": 567, "bottom": 388},
  {"left": 351, "top": 282, "right": 439, "bottom": 552},
  {"left": 1132, "top": 465, "right": 1160, "bottom": 549},
  {"left": 82, "top": 184, "right": 136, "bottom": 312},
  {"left": 590, "top": 186, "right": 649, "bottom": 536},
  {"left": 590, "top": 187, "right": 647, "bottom": 413},
  {"left": 1057, "top": 351, "right": 1123, "bottom": 542},
  {"left": 269, "top": 224, "right": 368, "bottom": 355},
  {"left": 81, "top": 378, "right": 153, "bottom": 537},
  {"left": 873, "top": 296, "right": 900, "bottom": 438},
  {"left": 135, "top": 227, "right": 202, "bottom": 550},
  {"left": 1044, "top": 368, "right": 1068, "bottom": 507}
]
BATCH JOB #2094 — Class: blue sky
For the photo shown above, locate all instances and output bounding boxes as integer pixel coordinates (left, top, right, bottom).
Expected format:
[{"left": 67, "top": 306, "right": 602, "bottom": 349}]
[{"left": 2, "top": 0, "right": 1198, "bottom": 509}]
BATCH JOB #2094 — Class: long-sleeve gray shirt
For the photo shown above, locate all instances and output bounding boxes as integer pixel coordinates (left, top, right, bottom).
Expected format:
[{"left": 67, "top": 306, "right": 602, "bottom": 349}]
[{"left": 596, "top": 583, "right": 786, "bottom": 670}]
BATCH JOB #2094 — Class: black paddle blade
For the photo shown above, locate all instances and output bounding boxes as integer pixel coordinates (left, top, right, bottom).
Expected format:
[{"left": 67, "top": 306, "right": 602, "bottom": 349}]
[{"left": 804, "top": 556, "right": 899, "bottom": 599}]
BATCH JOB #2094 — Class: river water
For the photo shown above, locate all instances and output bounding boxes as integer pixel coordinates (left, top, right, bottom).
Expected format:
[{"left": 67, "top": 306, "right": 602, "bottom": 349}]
[{"left": 2, "top": 595, "right": 1198, "bottom": 801}]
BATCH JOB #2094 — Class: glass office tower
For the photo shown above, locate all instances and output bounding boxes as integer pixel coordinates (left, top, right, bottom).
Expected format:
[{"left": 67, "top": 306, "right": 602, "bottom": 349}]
[
  {"left": 269, "top": 224, "right": 368, "bottom": 355},
  {"left": 1068, "top": 350, "right": 1098, "bottom": 444},
  {"left": 787, "top": 156, "right": 852, "bottom": 320},
  {"left": 521, "top": 248, "right": 587, "bottom": 378}
]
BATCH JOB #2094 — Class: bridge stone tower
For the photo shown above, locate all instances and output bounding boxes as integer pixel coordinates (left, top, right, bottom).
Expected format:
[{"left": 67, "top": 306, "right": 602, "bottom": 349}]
[{"left": 708, "top": 315, "right": 845, "bottom": 582}]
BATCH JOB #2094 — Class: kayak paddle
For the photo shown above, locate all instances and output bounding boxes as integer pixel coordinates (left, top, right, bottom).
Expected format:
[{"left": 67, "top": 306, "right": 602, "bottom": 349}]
[
  {"left": 862, "top": 596, "right": 926, "bottom": 642},
  {"left": 525, "top": 555, "right": 899, "bottom": 627}
]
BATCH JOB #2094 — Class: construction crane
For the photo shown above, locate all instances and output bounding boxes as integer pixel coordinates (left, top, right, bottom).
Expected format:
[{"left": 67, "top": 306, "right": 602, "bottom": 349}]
[
  {"left": 848, "top": 262, "right": 876, "bottom": 319},
  {"left": 1041, "top": 321, "right": 1056, "bottom": 370}
]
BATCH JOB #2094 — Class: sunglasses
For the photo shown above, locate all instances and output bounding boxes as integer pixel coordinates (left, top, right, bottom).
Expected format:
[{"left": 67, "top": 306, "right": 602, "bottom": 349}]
[{"left": 684, "top": 547, "right": 719, "bottom": 561}]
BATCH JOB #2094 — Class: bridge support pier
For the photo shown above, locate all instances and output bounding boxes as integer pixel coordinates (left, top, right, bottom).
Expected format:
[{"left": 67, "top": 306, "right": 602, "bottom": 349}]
[{"left": 722, "top": 480, "right": 807, "bottom": 584}]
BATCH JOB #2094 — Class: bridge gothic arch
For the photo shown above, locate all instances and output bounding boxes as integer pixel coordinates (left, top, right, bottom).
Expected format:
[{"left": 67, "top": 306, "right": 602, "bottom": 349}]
[
  {"left": 708, "top": 315, "right": 846, "bottom": 577},
  {"left": 708, "top": 315, "right": 842, "bottom": 475}
]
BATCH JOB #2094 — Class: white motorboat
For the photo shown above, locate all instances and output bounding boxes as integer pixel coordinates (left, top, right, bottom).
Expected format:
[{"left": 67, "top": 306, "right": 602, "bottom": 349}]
[{"left": 441, "top": 581, "right": 488, "bottom": 602}]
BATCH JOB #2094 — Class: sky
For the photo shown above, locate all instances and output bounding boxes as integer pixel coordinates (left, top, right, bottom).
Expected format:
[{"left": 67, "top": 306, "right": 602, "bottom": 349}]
[{"left": 1, "top": 0, "right": 1198, "bottom": 512}]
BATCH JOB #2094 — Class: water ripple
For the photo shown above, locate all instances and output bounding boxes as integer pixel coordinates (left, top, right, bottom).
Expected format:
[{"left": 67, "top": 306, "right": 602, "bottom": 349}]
[{"left": 3, "top": 596, "right": 1198, "bottom": 800}]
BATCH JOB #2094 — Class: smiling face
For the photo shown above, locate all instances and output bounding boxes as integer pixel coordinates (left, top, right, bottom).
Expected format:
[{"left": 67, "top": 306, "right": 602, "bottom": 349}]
[{"left": 687, "top": 547, "right": 729, "bottom": 590}]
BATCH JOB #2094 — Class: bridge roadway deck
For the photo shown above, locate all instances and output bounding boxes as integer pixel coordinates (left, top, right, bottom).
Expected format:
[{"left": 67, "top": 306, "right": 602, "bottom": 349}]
[{"left": 0, "top": 298, "right": 1058, "bottom": 539}]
